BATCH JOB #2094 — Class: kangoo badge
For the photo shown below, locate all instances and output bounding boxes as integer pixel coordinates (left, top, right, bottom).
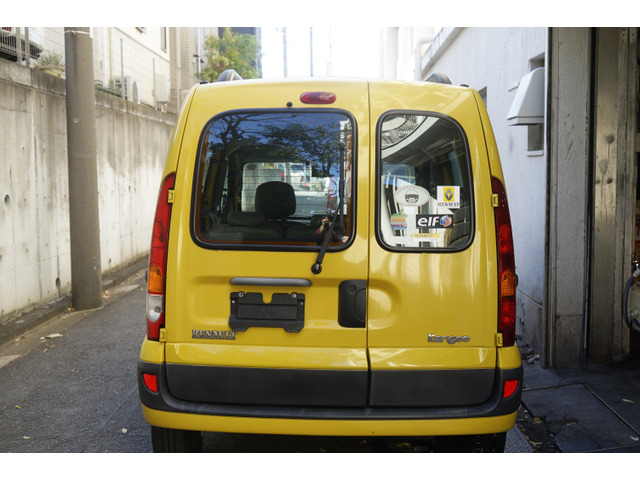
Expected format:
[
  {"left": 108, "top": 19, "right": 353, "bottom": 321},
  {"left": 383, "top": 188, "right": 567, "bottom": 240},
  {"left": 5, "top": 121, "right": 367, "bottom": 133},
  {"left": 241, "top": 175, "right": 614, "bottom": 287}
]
[{"left": 394, "top": 185, "right": 430, "bottom": 207}]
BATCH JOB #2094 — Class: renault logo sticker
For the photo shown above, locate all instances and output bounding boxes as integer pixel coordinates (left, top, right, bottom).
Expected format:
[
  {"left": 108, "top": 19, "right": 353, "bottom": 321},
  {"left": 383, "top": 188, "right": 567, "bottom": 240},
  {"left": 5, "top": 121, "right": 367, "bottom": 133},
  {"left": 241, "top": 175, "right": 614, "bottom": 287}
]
[{"left": 436, "top": 186, "right": 461, "bottom": 209}]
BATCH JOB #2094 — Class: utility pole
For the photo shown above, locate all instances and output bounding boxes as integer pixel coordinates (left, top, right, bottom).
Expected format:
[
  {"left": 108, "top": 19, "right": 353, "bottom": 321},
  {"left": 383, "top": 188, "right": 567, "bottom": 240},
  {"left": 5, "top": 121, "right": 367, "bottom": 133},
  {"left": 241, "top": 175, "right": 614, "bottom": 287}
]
[
  {"left": 64, "top": 27, "right": 103, "bottom": 310},
  {"left": 309, "top": 27, "right": 313, "bottom": 77},
  {"left": 327, "top": 27, "right": 333, "bottom": 76},
  {"left": 282, "top": 27, "right": 288, "bottom": 77}
]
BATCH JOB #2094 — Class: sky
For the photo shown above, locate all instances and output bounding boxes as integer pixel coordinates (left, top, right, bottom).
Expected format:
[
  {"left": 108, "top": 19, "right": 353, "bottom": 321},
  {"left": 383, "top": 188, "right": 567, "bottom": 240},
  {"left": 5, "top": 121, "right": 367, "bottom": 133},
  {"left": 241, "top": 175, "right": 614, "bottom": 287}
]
[
  {"left": 8, "top": 0, "right": 633, "bottom": 28},
  {"left": 260, "top": 26, "right": 382, "bottom": 79}
]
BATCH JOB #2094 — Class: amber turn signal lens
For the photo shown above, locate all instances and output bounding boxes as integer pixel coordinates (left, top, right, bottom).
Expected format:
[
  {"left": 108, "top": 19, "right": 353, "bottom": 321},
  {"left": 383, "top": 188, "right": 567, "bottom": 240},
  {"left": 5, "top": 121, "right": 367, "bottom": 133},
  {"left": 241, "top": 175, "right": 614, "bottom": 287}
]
[
  {"left": 500, "top": 269, "right": 516, "bottom": 297},
  {"left": 147, "top": 263, "right": 164, "bottom": 294}
]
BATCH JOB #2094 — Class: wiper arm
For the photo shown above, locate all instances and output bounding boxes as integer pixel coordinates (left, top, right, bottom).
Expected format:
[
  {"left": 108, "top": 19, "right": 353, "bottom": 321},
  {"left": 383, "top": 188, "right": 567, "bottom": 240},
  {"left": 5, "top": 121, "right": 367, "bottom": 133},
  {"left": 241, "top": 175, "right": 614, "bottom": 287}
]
[{"left": 311, "top": 143, "right": 345, "bottom": 275}]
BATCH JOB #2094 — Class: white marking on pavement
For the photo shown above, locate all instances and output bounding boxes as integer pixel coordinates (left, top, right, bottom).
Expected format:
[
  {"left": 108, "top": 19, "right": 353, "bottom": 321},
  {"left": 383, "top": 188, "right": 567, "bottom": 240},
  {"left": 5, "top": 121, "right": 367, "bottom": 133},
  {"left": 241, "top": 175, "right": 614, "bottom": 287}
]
[
  {"left": 0, "top": 355, "right": 23, "bottom": 369},
  {"left": 110, "top": 285, "right": 140, "bottom": 295}
]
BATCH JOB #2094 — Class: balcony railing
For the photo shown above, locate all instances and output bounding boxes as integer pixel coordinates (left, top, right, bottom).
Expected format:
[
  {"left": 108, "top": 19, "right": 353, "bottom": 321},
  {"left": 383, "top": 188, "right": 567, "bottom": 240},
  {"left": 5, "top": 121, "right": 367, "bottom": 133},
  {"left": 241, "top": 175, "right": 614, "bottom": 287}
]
[{"left": 1, "top": 27, "right": 201, "bottom": 114}]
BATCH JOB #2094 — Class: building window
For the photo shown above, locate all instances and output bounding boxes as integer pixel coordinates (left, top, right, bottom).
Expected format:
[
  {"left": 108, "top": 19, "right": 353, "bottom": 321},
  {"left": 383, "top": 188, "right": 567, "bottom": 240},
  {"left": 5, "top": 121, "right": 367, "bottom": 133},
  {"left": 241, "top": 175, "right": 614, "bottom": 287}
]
[
  {"left": 528, "top": 124, "right": 544, "bottom": 152},
  {"left": 160, "top": 27, "right": 167, "bottom": 52},
  {"left": 527, "top": 54, "right": 545, "bottom": 153}
]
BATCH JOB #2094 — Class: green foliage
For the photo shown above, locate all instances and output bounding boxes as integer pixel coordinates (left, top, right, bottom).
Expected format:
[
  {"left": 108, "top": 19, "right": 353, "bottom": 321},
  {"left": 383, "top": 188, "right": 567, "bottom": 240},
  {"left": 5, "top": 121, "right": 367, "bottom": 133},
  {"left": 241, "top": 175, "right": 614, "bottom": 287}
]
[
  {"left": 38, "top": 51, "right": 64, "bottom": 67},
  {"left": 262, "top": 122, "right": 343, "bottom": 177},
  {"left": 201, "top": 28, "right": 261, "bottom": 82}
]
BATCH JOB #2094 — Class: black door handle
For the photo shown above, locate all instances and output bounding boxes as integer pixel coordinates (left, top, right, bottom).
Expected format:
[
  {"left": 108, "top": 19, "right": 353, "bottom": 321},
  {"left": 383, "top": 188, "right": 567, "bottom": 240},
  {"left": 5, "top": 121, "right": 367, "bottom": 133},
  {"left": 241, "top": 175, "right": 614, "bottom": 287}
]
[{"left": 338, "top": 280, "right": 366, "bottom": 328}]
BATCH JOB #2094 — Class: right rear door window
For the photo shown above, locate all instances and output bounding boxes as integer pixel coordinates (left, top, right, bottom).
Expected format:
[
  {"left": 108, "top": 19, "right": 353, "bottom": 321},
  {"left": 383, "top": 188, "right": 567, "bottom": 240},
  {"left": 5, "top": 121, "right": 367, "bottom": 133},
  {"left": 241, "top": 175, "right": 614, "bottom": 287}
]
[{"left": 377, "top": 112, "right": 474, "bottom": 251}]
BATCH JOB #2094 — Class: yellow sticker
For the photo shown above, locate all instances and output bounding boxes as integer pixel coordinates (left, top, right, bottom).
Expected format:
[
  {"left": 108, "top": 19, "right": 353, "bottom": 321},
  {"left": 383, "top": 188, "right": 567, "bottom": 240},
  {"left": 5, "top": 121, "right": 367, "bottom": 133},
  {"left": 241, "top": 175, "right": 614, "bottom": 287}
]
[
  {"left": 412, "top": 232, "right": 441, "bottom": 239},
  {"left": 437, "top": 186, "right": 460, "bottom": 209}
]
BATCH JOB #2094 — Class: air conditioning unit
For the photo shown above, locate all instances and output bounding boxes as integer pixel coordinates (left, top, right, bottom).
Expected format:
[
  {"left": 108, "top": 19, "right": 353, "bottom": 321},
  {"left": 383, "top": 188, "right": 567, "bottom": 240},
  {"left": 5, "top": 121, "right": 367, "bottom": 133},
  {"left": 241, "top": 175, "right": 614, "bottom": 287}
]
[
  {"left": 110, "top": 75, "right": 139, "bottom": 103},
  {"left": 154, "top": 74, "right": 171, "bottom": 103}
]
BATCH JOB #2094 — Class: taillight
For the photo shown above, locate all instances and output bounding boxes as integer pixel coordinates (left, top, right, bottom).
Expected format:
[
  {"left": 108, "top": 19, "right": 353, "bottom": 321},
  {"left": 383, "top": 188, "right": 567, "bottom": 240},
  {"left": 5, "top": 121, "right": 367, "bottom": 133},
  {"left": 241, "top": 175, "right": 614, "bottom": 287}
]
[
  {"left": 492, "top": 177, "right": 516, "bottom": 346},
  {"left": 146, "top": 173, "right": 175, "bottom": 341},
  {"left": 503, "top": 379, "right": 519, "bottom": 398},
  {"left": 142, "top": 373, "right": 158, "bottom": 393}
]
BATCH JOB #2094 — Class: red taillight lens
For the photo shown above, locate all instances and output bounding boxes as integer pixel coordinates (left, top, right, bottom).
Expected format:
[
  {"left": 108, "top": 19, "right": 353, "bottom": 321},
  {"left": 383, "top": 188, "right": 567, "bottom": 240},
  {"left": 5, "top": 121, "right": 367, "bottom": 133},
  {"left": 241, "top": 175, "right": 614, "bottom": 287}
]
[
  {"left": 498, "top": 224, "right": 514, "bottom": 254},
  {"left": 151, "top": 218, "right": 167, "bottom": 249},
  {"left": 503, "top": 379, "right": 519, "bottom": 398},
  {"left": 492, "top": 177, "right": 516, "bottom": 347},
  {"left": 143, "top": 373, "right": 158, "bottom": 393},
  {"left": 146, "top": 173, "right": 175, "bottom": 341},
  {"left": 300, "top": 91, "right": 336, "bottom": 104}
]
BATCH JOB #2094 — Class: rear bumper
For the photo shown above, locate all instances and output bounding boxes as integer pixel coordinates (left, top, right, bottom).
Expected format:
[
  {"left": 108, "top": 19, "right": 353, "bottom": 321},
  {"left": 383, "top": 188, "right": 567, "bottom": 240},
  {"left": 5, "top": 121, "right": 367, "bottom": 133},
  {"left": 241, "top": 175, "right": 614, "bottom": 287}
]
[
  {"left": 138, "top": 361, "right": 522, "bottom": 435},
  {"left": 142, "top": 404, "right": 518, "bottom": 436}
]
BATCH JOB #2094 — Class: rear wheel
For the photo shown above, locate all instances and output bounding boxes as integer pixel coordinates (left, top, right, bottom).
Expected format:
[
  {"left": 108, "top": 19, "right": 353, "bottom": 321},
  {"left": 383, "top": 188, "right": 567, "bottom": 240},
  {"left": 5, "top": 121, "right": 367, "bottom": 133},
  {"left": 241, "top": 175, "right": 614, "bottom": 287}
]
[
  {"left": 435, "top": 432, "right": 507, "bottom": 452},
  {"left": 464, "top": 432, "right": 507, "bottom": 452},
  {"left": 151, "top": 426, "right": 203, "bottom": 453}
]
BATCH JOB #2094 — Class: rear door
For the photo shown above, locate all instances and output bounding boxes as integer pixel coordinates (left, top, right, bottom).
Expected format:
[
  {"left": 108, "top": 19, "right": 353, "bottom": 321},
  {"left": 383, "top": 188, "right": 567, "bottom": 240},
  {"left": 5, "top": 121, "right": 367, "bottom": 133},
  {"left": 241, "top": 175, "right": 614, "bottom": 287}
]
[
  {"left": 367, "top": 81, "right": 499, "bottom": 407},
  {"left": 164, "top": 80, "right": 371, "bottom": 407}
]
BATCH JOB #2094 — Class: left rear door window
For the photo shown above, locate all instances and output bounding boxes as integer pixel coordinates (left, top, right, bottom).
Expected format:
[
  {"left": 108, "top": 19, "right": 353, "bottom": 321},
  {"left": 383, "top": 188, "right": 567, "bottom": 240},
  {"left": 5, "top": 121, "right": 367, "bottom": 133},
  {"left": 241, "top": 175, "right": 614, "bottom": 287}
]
[{"left": 193, "top": 110, "right": 355, "bottom": 248}]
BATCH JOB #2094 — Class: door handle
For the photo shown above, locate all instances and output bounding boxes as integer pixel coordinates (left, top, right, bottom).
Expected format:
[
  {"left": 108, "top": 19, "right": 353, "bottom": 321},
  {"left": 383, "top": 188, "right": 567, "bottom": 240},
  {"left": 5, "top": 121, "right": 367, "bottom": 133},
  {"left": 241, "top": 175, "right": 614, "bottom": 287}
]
[
  {"left": 231, "top": 277, "right": 311, "bottom": 287},
  {"left": 338, "top": 280, "right": 366, "bottom": 328}
]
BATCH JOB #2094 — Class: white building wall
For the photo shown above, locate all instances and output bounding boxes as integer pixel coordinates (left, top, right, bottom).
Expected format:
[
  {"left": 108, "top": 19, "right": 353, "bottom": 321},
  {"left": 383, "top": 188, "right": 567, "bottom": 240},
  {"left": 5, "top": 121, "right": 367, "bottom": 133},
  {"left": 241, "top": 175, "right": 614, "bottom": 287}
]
[{"left": 421, "top": 27, "right": 548, "bottom": 350}]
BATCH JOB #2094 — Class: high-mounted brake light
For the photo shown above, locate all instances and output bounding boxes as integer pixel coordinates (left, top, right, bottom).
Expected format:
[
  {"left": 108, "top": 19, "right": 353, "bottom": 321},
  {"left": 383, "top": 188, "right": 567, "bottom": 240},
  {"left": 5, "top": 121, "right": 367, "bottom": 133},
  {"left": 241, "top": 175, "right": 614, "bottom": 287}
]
[
  {"left": 492, "top": 177, "right": 516, "bottom": 347},
  {"left": 146, "top": 173, "right": 175, "bottom": 341},
  {"left": 300, "top": 91, "right": 336, "bottom": 104}
]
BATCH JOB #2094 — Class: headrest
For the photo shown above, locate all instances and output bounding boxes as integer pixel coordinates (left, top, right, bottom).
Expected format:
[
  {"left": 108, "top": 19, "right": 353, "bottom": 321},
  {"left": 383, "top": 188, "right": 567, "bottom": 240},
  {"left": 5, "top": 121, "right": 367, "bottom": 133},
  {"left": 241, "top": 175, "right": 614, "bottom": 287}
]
[{"left": 255, "top": 182, "right": 296, "bottom": 220}]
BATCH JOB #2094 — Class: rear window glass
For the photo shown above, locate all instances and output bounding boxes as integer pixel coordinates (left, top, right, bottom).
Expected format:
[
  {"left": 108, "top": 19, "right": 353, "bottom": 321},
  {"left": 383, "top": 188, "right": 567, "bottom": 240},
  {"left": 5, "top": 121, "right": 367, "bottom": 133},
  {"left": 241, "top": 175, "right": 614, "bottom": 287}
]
[
  {"left": 377, "top": 112, "right": 473, "bottom": 250},
  {"left": 193, "top": 110, "right": 355, "bottom": 248}
]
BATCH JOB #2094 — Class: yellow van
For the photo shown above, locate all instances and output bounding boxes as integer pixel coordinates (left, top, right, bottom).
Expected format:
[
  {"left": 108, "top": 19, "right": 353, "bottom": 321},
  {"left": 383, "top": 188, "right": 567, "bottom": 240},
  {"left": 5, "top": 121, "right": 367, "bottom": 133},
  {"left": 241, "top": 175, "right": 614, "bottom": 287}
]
[{"left": 137, "top": 71, "right": 522, "bottom": 452}]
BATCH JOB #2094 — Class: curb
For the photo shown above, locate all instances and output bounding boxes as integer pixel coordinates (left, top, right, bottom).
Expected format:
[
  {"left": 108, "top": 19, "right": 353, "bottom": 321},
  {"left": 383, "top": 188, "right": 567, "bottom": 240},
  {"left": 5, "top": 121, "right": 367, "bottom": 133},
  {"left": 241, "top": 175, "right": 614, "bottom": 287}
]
[{"left": 0, "top": 259, "right": 147, "bottom": 347}]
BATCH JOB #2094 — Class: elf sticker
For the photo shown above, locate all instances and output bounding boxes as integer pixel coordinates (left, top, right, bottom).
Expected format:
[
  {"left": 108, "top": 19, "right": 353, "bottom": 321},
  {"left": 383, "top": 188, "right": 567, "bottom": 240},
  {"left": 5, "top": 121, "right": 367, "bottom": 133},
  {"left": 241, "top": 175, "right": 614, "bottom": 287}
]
[
  {"left": 437, "top": 186, "right": 460, "bottom": 209},
  {"left": 416, "top": 214, "right": 453, "bottom": 229}
]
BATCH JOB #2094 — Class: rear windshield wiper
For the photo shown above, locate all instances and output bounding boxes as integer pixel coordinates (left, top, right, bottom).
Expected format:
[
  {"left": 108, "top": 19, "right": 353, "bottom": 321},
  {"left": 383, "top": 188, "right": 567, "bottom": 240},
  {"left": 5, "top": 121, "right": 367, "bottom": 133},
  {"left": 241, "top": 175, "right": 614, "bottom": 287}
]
[{"left": 312, "top": 143, "right": 345, "bottom": 274}]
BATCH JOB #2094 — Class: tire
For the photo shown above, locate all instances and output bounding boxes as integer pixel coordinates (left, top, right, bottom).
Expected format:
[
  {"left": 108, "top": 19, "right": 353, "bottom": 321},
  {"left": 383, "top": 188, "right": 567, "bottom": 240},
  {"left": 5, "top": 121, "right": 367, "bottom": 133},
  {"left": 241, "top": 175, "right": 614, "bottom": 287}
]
[
  {"left": 466, "top": 432, "right": 507, "bottom": 452},
  {"left": 151, "top": 426, "right": 203, "bottom": 453}
]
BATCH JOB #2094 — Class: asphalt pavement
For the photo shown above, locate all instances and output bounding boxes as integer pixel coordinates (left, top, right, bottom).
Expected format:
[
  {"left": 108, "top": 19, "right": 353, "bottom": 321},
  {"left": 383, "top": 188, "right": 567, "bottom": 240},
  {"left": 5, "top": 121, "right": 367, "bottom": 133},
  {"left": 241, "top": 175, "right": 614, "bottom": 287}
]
[
  {"left": 519, "top": 352, "right": 640, "bottom": 453},
  {"left": 0, "top": 269, "right": 151, "bottom": 453},
  {"left": 1, "top": 264, "right": 639, "bottom": 454}
]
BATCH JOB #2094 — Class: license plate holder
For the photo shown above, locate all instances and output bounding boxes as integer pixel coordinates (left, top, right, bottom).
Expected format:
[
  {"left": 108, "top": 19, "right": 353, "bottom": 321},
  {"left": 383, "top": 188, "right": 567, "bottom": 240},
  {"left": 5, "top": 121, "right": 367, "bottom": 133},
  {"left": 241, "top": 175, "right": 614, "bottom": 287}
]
[{"left": 229, "top": 291, "right": 305, "bottom": 333}]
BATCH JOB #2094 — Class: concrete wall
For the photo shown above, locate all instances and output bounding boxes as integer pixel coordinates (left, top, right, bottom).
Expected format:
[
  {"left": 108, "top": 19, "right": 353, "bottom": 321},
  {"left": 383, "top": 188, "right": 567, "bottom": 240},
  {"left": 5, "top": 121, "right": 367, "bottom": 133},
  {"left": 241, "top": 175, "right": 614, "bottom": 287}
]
[
  {"left": 0, "top": 59, "right": 175, "bottom": 324},
  {"left": 422, "top": 27, "right": 549, "bottom": 354}
]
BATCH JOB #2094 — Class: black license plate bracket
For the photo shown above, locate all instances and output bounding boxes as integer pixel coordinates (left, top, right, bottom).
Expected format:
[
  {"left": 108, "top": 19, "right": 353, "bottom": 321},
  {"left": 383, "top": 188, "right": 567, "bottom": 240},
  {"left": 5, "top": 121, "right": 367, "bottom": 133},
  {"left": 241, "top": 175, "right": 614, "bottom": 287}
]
[{"left": 229, "top": 291, "right": 305, "bottom": 333}]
